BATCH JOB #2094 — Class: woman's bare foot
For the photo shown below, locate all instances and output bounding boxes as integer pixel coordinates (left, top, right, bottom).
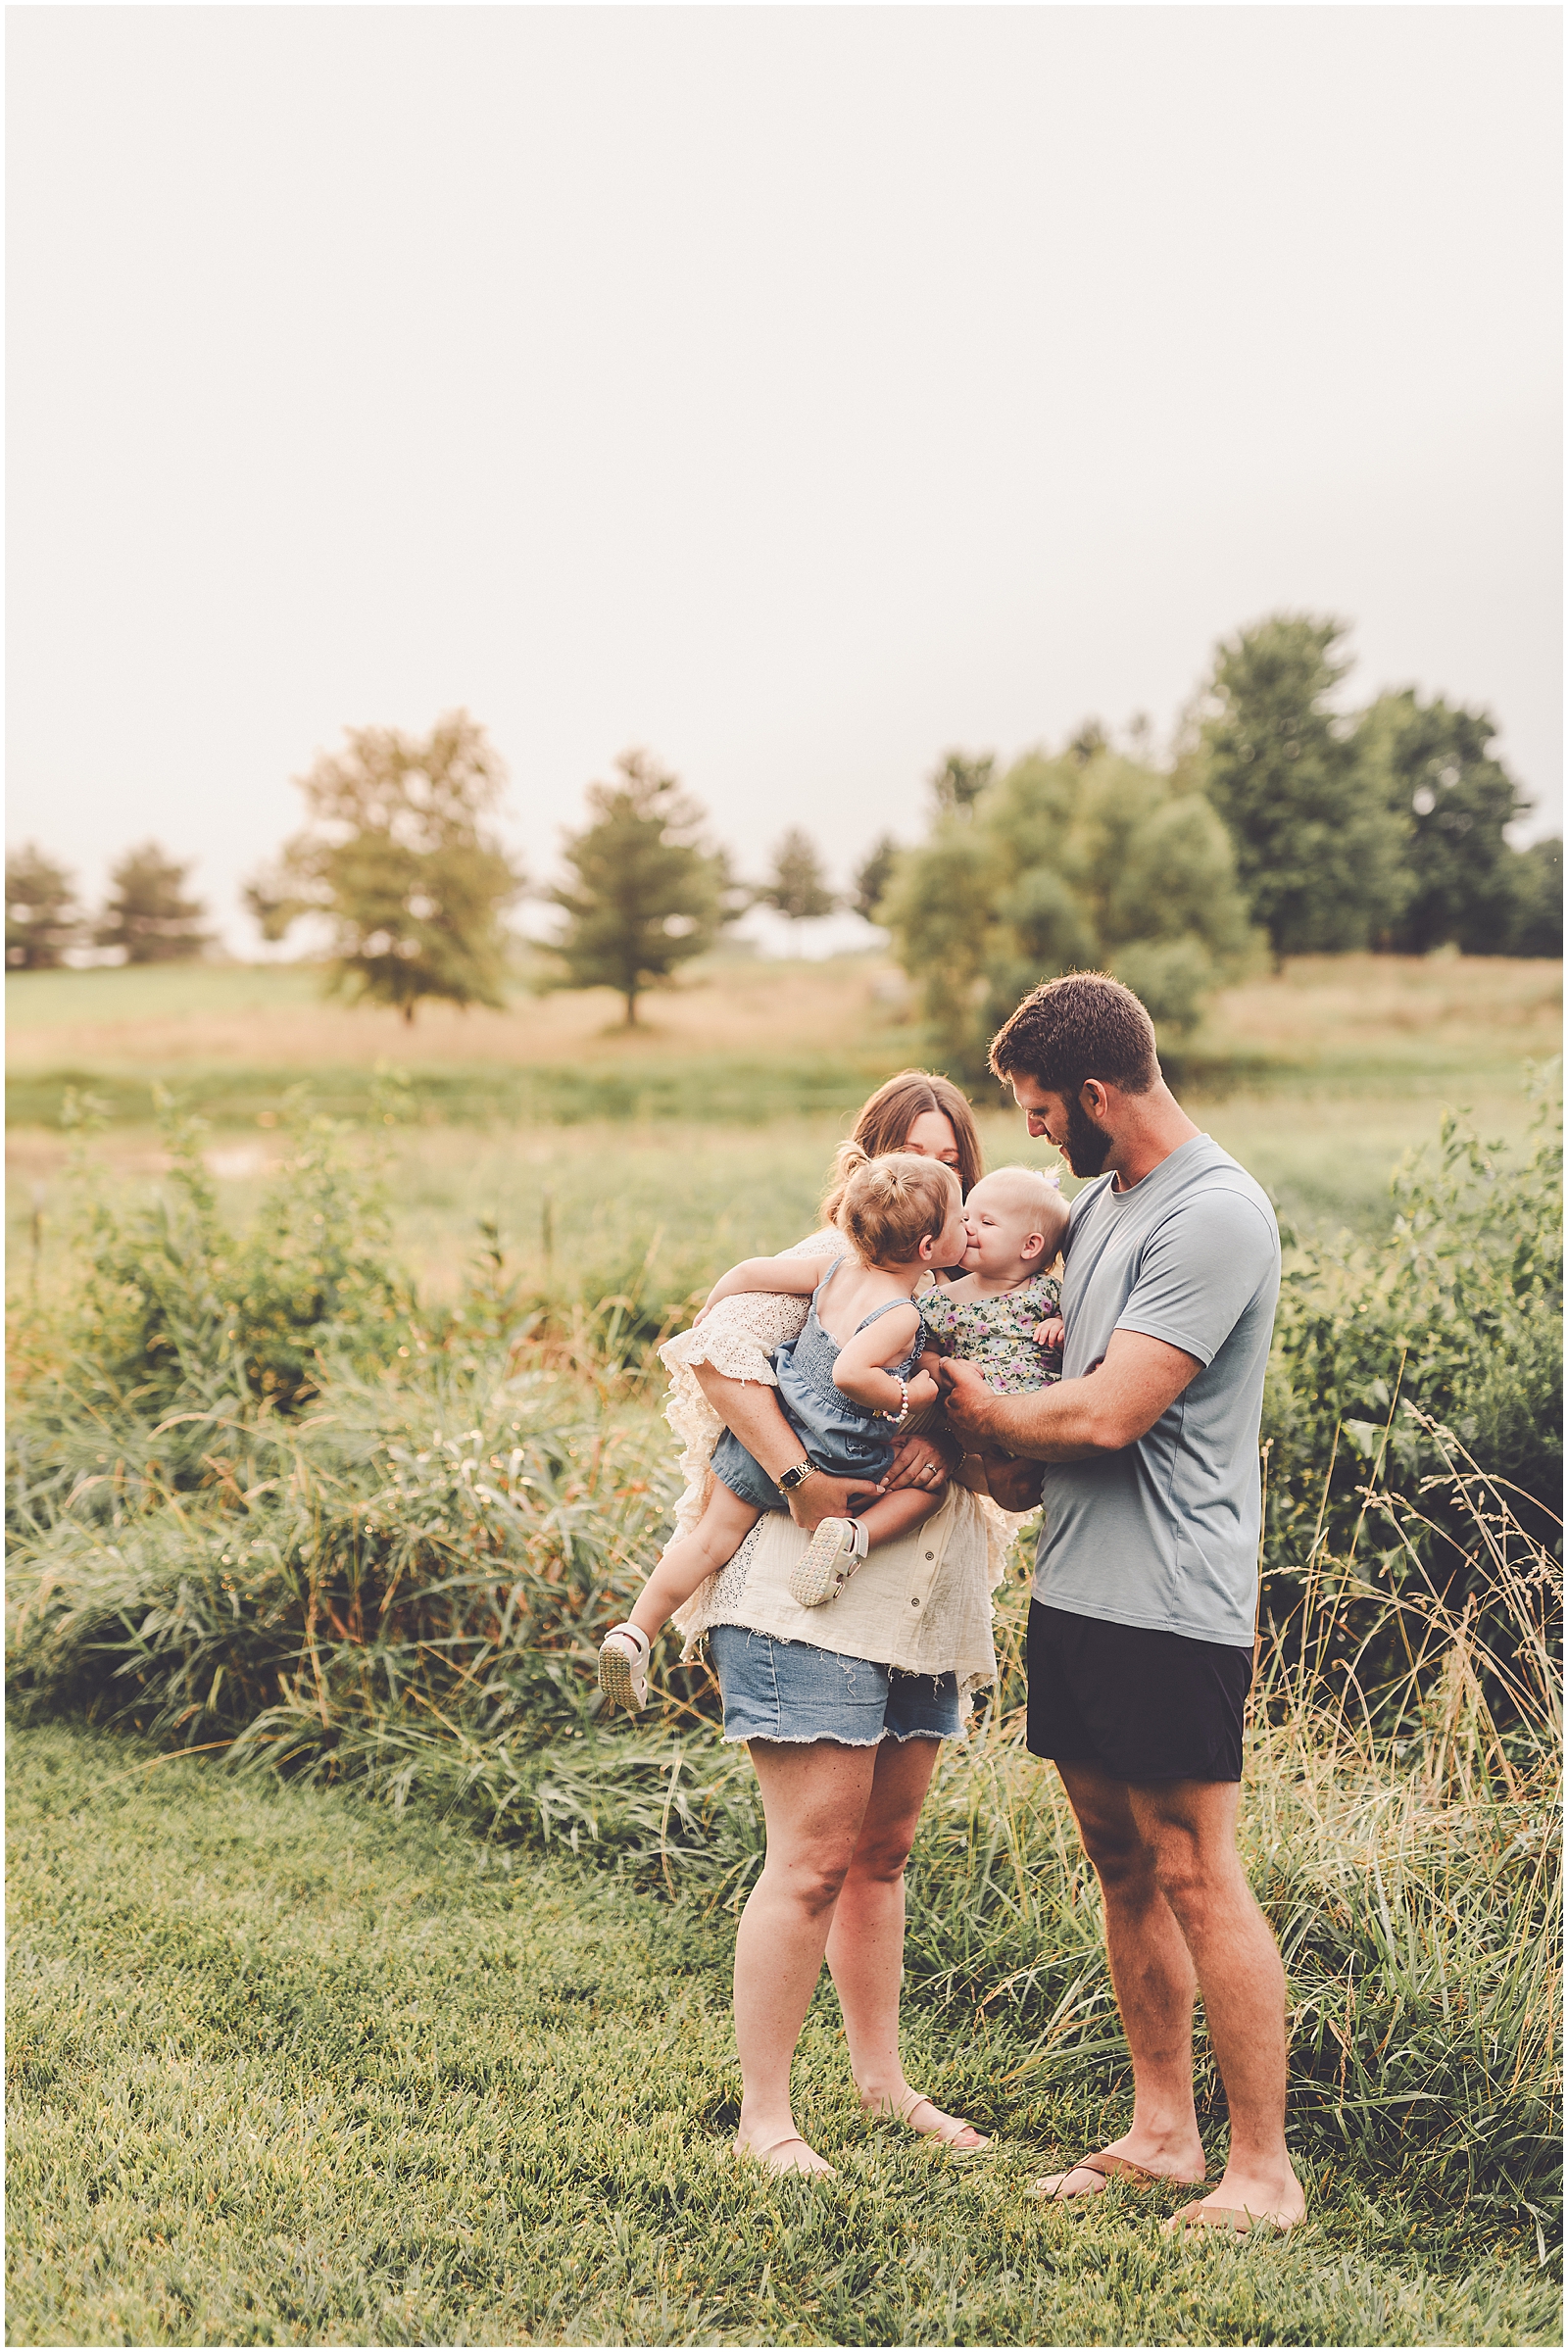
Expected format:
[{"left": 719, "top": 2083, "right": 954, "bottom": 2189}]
[
  {"left": 860, "top": 2084, "right": 992, "bottom": 2153},
  {"left": 733, "top": 2130, "right": 836, "bottom": 2177},
  {"left": 1031, "top": 2128, "right": 1206, "bottom": 2200}
]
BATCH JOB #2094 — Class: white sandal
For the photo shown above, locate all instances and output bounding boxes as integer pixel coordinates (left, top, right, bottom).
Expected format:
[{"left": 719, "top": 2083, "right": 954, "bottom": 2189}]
[
  {"left": 598, "top": 1622, "right": 651, "bottom": 1712},
  {"left": 789, "top": 1515, "right": 868, "bottom": 1608}
]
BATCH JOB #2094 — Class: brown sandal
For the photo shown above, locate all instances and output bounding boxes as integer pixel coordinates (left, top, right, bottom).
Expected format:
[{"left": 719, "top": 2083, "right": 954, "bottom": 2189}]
[
  {"left": 1166, "top": 2199, "right": 1291, "bottom": 2235},
  {"left": 1028, "top": 2153, "right": 1200, "bottom": 2202}
]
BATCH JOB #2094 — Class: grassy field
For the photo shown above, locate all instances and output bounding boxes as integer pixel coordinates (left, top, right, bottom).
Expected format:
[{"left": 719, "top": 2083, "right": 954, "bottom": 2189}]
[
  {"left": 7, "top": 953, "right": 1563, "bottom": 1302},
  {"left": 8, "top": 1719, "right": 1557, "bottom": 2350},
  {"left": 6, "top": 952, "right": 1560, "bottom": 2348}
]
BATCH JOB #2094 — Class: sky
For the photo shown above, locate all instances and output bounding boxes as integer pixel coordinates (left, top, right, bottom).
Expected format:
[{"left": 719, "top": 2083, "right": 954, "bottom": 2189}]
[{"left": 7, "top": 3, "right": 1562, "bottom": 956}]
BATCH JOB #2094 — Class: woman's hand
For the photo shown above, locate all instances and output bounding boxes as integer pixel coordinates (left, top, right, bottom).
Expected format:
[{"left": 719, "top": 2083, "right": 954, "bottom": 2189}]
[
  {"left": 785, "top": 1470, "right": 884, "bottom": 1531},
  {"left": 879, "top": 1429, "right": 952, "bottom": 1496}
]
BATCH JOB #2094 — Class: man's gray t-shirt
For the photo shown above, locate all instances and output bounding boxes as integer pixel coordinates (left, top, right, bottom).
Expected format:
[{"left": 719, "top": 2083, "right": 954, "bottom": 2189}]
[{"left": 1034, "top": 1134, "right": 1280, "bottom": 1650}]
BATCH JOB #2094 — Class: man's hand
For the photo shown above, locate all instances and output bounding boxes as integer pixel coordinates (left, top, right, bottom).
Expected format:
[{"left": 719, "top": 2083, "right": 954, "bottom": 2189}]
[
  {"left": 980, "top": 1452, "right": 1045, "bottom": 1512},
  {"left": 785, "top": 1471, "right": 884, "bottom": 1531},
  {"left": 936, "top": 1357, "right": 1003, "bottom": 1451},
  {"left": 940, "top": 1330, "right": 1202, "bottom": 1462}
]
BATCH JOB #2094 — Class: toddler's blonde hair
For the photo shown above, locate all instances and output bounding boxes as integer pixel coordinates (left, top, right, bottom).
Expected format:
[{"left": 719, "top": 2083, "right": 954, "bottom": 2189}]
[{"left": 827, "top": 1146, "right": 958, "bottom": 1267}]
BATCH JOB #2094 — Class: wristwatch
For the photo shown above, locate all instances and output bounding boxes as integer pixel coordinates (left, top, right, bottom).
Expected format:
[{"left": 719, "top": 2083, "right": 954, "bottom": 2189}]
[{"left": 776, "top": 1458, "right": 817, "bottom": 1491}]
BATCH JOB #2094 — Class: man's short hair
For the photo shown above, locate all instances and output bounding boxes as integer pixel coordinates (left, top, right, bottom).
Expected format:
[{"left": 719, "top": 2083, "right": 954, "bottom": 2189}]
[{"left": 988, "top": 971, "right": 1159, "bottom": 1099}]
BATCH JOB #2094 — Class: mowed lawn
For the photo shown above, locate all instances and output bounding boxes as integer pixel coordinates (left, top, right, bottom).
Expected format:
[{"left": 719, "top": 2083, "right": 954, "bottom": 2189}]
[{"left": 7, "top": 1723, "right": 1556, "bottom": 2350}]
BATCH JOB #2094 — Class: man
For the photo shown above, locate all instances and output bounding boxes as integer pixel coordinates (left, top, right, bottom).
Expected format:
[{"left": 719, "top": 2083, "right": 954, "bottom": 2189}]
[{"left": 939, "top": 971, "right": 1305, "bottom": 2233}]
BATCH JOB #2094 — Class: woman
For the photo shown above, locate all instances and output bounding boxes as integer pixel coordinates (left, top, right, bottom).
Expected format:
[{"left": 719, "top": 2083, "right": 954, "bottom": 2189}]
[{"left": 658, "top": 1071, "right": 1037, "bottom": 2175}]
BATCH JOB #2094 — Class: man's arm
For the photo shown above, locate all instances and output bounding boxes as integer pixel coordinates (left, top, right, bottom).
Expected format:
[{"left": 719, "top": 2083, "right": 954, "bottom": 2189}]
[{"left": 937, "top": 1327, "right": 1202, "bottom": 1462}]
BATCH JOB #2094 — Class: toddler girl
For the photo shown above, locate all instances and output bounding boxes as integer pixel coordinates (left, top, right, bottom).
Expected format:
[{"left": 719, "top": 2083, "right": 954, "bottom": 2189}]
[
  {"left": 599, "top": 1153, "right": 969, "bottom": 1712},
  {"left": 917, "top": 1165, "right": 1071, "bottom": 1498}
]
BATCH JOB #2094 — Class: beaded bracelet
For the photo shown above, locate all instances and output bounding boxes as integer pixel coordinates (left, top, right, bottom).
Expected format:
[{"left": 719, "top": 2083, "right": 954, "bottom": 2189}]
[{"left": 881, "top": 1373, "right": 909, "bottom": 1428}]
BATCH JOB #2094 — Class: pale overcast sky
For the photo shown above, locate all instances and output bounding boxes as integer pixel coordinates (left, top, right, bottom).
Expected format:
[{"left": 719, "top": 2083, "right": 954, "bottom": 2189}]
[{"left": 7, "top": 3, "right": 1562, "bottom": 954}]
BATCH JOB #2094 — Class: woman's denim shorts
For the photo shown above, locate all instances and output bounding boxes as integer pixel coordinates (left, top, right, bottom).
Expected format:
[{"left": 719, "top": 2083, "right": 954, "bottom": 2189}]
[{"left": 708, "top": 1624, "right": 964, "bottom": 1747}]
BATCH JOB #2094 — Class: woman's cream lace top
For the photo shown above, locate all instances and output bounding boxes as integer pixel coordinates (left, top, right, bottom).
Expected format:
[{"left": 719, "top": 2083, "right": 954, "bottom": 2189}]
[{"left": 661, "top": 1230, "right": 1025, "bottom": 1701}]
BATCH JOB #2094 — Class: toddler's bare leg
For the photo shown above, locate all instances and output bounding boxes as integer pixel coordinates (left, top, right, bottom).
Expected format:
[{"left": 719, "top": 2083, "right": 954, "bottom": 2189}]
[
  {"left": 627, "top": 1484, "right": 762, "bottom": 1640},
  {"left": 852, "top": 1486, "right": 943, "bottom": 1551}
]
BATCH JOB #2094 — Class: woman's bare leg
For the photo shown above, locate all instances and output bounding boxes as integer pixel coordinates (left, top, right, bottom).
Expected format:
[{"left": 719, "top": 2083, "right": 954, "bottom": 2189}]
[
  {"left": 823, "top": 1737, "right": 986, "bottom": 2148},
  {"left": 734, "top": 1739, "right": 880, "bottom": 2173}
]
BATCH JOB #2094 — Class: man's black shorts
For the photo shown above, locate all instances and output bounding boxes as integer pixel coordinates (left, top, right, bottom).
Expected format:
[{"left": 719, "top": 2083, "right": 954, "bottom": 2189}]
[{"left": 1026, "top": 1600, "right": 1253, "bottom": 1784}]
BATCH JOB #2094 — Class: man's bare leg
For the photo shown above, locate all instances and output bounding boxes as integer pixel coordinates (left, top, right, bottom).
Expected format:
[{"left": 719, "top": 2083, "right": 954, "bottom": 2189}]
[
  {"left": 1128, "top": 1779, "right": 1304, "bottom": 2229},
  {"left": 1033, "top": 1761, "right": 1208, "bottom": 2197},
  {"left": 1038, "top": 1763, "right": 1303, "bottom": 2225}
]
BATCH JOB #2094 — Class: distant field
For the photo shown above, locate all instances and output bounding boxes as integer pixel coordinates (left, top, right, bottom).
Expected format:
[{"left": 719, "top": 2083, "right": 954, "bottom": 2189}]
[{"left": 6, "top": 953, "right": 1560, "bottom": 1274}]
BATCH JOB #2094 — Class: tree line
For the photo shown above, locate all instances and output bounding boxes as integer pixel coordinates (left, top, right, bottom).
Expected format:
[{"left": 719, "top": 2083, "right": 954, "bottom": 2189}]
[{"left": 7, "top": 612, "right": 1560, "bottom": 1041}]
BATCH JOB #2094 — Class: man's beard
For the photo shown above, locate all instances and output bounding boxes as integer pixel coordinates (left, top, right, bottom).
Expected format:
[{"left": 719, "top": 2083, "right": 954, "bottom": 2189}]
[{"left": 1061, "top": 1095, "right": 1112, "bottom": 1177}]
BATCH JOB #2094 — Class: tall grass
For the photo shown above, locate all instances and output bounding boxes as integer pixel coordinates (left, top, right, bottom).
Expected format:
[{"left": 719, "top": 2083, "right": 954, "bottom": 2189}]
[{"left": 6, "top": 1083, "right": 1562, "bottom": 2237}]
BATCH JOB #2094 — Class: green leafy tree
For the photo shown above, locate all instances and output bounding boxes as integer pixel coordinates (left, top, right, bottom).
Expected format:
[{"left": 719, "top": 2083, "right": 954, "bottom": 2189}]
[
  {"left": 246, "top": 712, "right": 523, "bottom": 1023},
  {"left": 757, "top": 827, "right": 837, "bottom": 930},
  {"left": 1189, "top": 615, "right": 1406, "bottom": 961},
  {"left": 1500, "top": 837, "right": 1563, "bottom": 958},
  {"left": 1356, "top": 690, "right": 1530, "bottom": 954},
  {"left": 929, "top": 751, "right": 995, "bottom": 818},
  {"left": 852, "top": 832, "right": 900, "bottom": 924},
  {"left": 550, "top": 751, "right": 736, "bottom": 1026},
  {"left": 6, "top": 844, "right": 79, "bottom": 969},
  {"left": 880, "top": 744, "right": 1252, "bottom": 1075},
  {"left": 96, "top": 843, "right": 210, "bottom": 964}
]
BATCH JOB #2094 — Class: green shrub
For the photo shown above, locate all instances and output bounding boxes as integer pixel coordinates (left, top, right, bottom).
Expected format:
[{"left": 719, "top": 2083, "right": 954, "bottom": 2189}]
[
  {"left": 6, "top": 1348, "right": 682, "bottom": 1752},
  {"left": 1262, "top": 1077, "right": 1562, "bottom": 1709}
]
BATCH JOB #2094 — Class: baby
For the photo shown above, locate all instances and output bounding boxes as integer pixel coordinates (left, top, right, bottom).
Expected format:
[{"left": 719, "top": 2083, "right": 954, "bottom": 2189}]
[
  {"left": 599, "top": 1152, "right": 969, "bottom": 1712},
  {"left": 917, "top": 1165, "right": 1071, "bottom": 1498}
]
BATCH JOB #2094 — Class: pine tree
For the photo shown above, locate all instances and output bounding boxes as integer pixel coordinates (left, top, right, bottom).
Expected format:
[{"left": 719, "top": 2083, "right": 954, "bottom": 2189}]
[
  {"left": 96, "top": 843, "right": 210, "bottom": 964},
  {"left": 852, "top": 833, "right": 900, "bottom": 924},
  {"left": 6, "top": 845, "right": 79, "bottom": 969},
  {"left": 758, "top": 828, "right": 837, "bottom": 931},
  {"left": 550, "top": 751, "right": 736, "bottom": 1026}
]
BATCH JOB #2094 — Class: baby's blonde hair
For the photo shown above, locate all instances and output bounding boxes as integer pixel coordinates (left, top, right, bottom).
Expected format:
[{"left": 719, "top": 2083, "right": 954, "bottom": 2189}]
[
  {"left": 829, "top": 1147, "right": 958, "bottom": 1267},
  {"left": 977, "top": 1164, "right": 1071, "bottom": 1259}
]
